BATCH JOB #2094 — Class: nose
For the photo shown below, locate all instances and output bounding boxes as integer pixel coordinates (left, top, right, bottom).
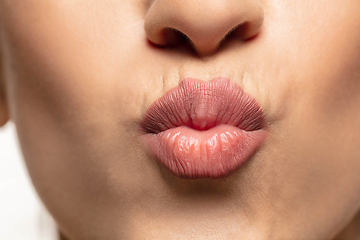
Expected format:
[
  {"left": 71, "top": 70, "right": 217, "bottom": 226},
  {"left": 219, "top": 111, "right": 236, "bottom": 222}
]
[{"left": 144, "top": 0, "right": 264, "bottom": 56}]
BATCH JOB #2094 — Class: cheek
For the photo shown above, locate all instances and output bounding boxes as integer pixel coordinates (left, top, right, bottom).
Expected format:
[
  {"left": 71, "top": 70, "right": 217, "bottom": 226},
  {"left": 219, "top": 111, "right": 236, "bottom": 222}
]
[
  {"left": 250, "top": 0, "right": 360, "bottom": 237},
  {"left": 266, "top": 0, "right": 360, "bottom": 135},
  {"left": 1, "top": 0, "right": 150, "bottom": 138},
  {"left": 0, "top": 2, "right": 154, "bottom": 233}
]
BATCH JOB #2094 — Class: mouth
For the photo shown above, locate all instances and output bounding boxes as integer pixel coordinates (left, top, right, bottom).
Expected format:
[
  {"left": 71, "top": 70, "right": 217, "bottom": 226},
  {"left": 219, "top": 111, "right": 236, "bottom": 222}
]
[{"left": 141, "top": 77, "right": 268, "bottom": 179}]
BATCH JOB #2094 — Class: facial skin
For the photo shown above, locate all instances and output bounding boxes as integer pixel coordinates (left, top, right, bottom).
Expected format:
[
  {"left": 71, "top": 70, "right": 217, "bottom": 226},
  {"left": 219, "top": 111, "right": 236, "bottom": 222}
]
[{"left": 1, "top": 0, "right": 360, "bottom": 239}]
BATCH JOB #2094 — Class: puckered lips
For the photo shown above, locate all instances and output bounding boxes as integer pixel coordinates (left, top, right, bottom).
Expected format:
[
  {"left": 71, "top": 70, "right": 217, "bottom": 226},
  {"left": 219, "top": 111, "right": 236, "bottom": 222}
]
[{"left": 141, "top": 77, "right": 267, "bottom": 179}]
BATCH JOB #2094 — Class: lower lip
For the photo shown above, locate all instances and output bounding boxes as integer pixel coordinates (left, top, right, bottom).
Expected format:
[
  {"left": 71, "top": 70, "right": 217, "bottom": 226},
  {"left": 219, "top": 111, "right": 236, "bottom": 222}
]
[{"left": 143, "top": 125, "right": 267, "bottom": 179}]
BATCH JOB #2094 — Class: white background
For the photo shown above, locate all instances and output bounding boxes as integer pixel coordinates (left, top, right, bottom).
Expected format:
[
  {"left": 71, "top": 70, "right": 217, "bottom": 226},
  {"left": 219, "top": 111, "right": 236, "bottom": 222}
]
[{"left": 0, "top": 122, "right": 56, "bottom": 240}]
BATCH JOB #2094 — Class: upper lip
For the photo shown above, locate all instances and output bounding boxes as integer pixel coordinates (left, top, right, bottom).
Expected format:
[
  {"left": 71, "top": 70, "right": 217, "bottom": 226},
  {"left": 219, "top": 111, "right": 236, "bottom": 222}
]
[{"left": 141, "top": 77, "right": 266, "bottom": 134}]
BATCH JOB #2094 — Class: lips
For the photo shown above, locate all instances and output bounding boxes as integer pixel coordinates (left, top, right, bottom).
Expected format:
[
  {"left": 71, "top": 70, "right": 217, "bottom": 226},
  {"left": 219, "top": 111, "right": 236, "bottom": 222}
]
[{"left": 141, "top": 77, "right": 267, "bottom": 179}]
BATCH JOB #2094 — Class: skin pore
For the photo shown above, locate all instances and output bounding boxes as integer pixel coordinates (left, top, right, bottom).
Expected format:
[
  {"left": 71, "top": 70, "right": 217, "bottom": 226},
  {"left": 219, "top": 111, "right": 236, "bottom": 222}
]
[{"left": 1, "top": 0, "right": 360, "bottom": 239}]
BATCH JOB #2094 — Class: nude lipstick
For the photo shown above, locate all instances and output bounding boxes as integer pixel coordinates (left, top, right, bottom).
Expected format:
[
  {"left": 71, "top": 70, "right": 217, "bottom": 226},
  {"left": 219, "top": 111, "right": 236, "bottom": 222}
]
[{"left": 141, "top": 77, "right": 267, "bottom": 179}]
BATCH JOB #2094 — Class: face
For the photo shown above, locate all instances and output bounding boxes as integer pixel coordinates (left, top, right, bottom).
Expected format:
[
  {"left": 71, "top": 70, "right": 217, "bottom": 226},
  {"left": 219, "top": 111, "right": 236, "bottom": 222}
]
[{"left": 1, "top": 0, "right": 360, "bottom": 239}]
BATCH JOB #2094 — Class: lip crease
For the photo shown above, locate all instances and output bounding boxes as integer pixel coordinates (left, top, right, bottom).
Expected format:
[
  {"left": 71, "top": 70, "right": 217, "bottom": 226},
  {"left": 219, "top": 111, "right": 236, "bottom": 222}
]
[{"left": 141, "top": 77, "right": 268, "bottom": 179}]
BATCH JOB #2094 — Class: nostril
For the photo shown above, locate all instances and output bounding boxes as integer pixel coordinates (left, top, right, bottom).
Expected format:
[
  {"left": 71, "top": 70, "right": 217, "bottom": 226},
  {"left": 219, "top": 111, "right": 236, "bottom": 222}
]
[
  {"left": 235, "top": 21, "right": 262, "bottom": 41},
  {"left": 145, "top": 0, "right": 264, "bottom": 56},
  {"left": 147, "top": 27, "right": 187, "bottom": 48},
  {"left": 162, "top": 28, "right": 189, "bottom": 47},
  {"left": 148, "top": 27, "right": 198, "bottom": 53},
  {"left": 148, "top": 22, "right": 260, "bottom": 56},
  {"left": 223, "top": 22, "right": 261, "bottom": 43}
]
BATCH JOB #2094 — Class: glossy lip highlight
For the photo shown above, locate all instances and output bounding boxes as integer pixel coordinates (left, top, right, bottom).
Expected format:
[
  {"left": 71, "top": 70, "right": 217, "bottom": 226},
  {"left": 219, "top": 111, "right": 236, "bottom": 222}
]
[{"left": 141, "top": 77, "right": 268, "bottom": 179}]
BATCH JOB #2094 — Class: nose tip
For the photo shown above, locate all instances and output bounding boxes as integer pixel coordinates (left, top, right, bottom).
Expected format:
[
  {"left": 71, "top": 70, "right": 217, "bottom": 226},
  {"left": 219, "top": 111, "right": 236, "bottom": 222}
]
[{"left": 145, "top": 0, "right": 264, "bottom": 56}]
